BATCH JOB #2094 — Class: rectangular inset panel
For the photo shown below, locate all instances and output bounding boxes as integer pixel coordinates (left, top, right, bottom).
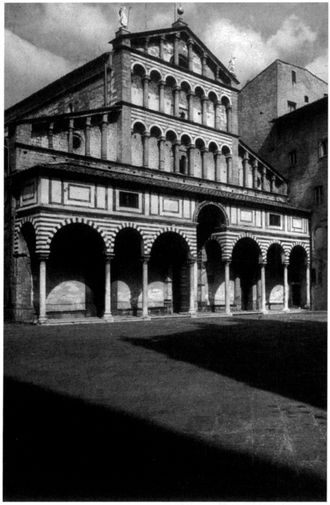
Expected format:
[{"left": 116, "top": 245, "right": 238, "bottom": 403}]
[
  {"left": 50, "top": 179, "right": 62, "bottom": 204},
  {"left": 231, "top": 207, "right": 237, "bottom": 225},
  {"left": 162, "top": 198, "right": 180, "bottom": 214},
  {"left": 240, "top": 210, "right": 253, "bottom": 222},
  {"left": 256, "top": 211, "right": 262, "bottom": 227},
  {"left": 150, "top": 194, "right": 159, "bottom": 215},
  {"left": 40, "top": 178, "right": 49, "bottom": 204},
  {"left": 22, "top": 181, "right": 35, "bottom": 202},
  {"left": 292, "top": 217, "right": 303, "bottom": 229},
  {"left": 183, "top": 199, "right": 190, "bottom": 219},
  {"left": 96, "top": 186, "right": 106, "bottom": 209},
  {"left": 68, "top": 184, "right": 91, "bottom": 203}
]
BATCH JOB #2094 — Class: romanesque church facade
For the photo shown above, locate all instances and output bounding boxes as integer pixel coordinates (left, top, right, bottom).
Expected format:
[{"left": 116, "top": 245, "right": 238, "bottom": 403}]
[{"left": 4, "top": 17, "right": 311, "bottom": 323}]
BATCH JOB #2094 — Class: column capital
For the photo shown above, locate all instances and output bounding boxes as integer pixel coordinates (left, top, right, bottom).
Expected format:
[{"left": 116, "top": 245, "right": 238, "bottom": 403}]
[
  {"left": 188, "top": 143, "right": 195, "bottom": 150},
  {"left": 101, "top": 114, "right": 108, "bottom": 124},
  {"left": 188, "top": 37, "right": 194, "bottom": 46},
  {"left": 160, "top": 34, "right": 166, "bottom": 41},
  {"left": 187, "top": 90, "right": 195, "bottom": 97},
  {"left": 202, "top": 52, "right": 207, "bottom": 60},
  {"left": 252, "top": 158, "right": 258, "bottom": 168},
  {"left": 104, "top": 252, "right": 115, "bottom": 261},
  {"left": 159, "top": 79, "right": 166, "bottom": 87},
  {"left": 68, "top": 118, "right": 74, "bottom": 128},
  {"left": 201, "top": 95, "right": 208, "bottom": 102},
  {"left": 174, "top": 32, "right": 181, "bottom": 40},
  {"left": 141, "top": 255, "right": 151, "bottom": 263},
  {"left": 37, "top": 252, "right": 49, "bottom": 261},
  {"left": 259, "top": 260, "right": 267, "bottom": 266},
  {"left": 226, "top": 153, "right": 232, "bottom": 159},
  {"left": 85, "top": 117, "right": 91, "bottom": 127},
  {"left": 142, "top": 74, "right": 151, "bottom": 83},
  {"left": 173, "top": 85, "right": 181, "bottom": 92},
  {"left": 201, "top": 146, "right": 208, "bottom": 153},
  {"left": 158, "top": 135, "right": 166, "bottom": 142},
  {"left": 142, "top": 131, "right": 150, "bottom": 138},
  {"left": 187, "top": 257, "right": 197, "bottom": 265},
  {"left": 243, "top": 150, "right": 249, "bottom": 160},
  {"left": 173, "top": 139, "right": 180, "bottom": 146}
]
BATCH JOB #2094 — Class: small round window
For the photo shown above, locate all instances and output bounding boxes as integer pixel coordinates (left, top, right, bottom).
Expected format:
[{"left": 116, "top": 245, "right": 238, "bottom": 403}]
[{"left": 73, "top": 134, "right": 82, "bottom": 150}]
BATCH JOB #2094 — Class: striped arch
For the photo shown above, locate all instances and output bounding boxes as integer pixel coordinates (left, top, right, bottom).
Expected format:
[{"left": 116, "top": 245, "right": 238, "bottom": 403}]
[
  {"left": 207, "top": 139, "right": 220, "bottom": 151},
  {"left": 266, "top": 240, "right": 286, "bottom": 261},
  {"left": 147, "top": 226, "right": 195, "bottom": 257},
  {"left": 220, "top": 143, "right": 233, "bottom": 155},
  {"left": 132, "top": 119, "right": 147, "bottom": 132},
  {"left": 148, "top": 67, "right": 164, "bottom": 80},
  {"left": 193, "top": 200, "right": 229, "bottom": 227},
  {"left": 164, "top": 73, "right": 178, "bottom": 86},
  {"left": 131, "top": 62, "right": 147, "bottom": 74},
  {"left": 109, "top": 222, "right": 146, "bottom": 255},
  {"left": 230, "top": 233, "right": 266, "bottom": 261},
  {"left": 46, "top": 217, "right": 110, "bottom": 254},
  {"left": 148, "top": 123, "right": 164, "bottom": 136},
  {"left": 219, "top": 93, "right": 232, "bottom": 105},
  {"left": 204, "top": 236, "right": 226, "bottom": 257},
  {"left": 286, "top": 241, "right": 310, "bottom": 263},
  {"left": 14, "top": 216, "right": 38, "bottom": 255}
]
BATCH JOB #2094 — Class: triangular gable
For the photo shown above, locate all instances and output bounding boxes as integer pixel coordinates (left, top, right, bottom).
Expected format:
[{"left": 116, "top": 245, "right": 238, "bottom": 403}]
[{"left": 111, "top": 22, "right": 239, "bottom": 86}]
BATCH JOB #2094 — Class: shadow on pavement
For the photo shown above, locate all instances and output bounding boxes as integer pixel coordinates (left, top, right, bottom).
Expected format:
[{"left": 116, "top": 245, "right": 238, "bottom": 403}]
[
  {"left": 3, "top": 376, "right": 325, "bottom": 501},
  {"left": 123, "top": 318, "right": 327, "bottom": 409}
]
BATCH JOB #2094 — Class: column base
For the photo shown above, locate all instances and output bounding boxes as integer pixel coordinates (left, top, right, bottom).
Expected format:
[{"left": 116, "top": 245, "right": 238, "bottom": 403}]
[
  {"left": 225, "top": 310, "right": 233, "bottom": 317},
  {"left": 189, "top": 310, "right": 197, "bottom": 318},
  {"left": 142, "top": 315, "right": 151, "bottom": 321},
  {"left": 103, "top": 314, "right": 114, "bottom": 322},
  {"left": 38, "top": 316, "right": 48, "bottom": 325},
  {"left": 260, "top": 309, "right": 268, "bottom": 314},
  {"left": 282, "top": 308, "right": 290, "bottom": 313}
]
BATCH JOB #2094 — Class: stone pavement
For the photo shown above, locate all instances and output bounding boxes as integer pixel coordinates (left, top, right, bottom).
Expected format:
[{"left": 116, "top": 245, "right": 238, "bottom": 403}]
[{"left": 3, "top": 312, "right": 327, "bottom": 501}]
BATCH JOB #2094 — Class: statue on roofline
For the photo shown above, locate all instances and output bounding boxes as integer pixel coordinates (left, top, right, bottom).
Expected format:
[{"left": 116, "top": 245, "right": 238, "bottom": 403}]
[
  {"left": 118, "top": 6, "right": 128, "bottom": 29},
  {"left": 229, "top": 55, "right": 236, "bottom": 74}
]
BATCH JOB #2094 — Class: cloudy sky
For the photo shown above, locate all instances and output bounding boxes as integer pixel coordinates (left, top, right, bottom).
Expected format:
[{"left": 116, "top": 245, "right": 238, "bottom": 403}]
[{"left": 5, "top": 2, "right": 328, "bottom": 109}]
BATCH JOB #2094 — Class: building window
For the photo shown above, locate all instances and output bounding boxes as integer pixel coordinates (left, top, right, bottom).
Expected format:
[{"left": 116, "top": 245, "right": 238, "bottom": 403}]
[
  {"left": 314, "top": 185, "right": 323, "bottom": 205},
  {"left": 304, "top": 95, "right": 309, "bottom": 103},
  {"left": 72, "top": 134, "right": 82, "bottom": 150},
  {"left": 269, "top": 213, "right": 281, "bottom": 227},
  {"left": 289, "top": 150, "right": 297, "bottom": 166},
  {"left": 288, "top": 101, "right": 296, "bottom": 112},
  {"left": 319, "top": 138, "right": 328, "bottom": 158},
  {"left": 291, "top": 70, "right": 296, "bottom": 84},
  {"left": 119, "top": 191, "right": 139, "bottom": 209}
]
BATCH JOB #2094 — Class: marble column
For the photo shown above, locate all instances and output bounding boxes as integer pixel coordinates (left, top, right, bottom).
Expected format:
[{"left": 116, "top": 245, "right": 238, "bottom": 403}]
[
  {"left": 103, "top": 255, "right": 114, "bottom": 321},
  {"left": 201, "top": 147, "right": 208, "bottom": 179},
  {"left": 174, "top": 33, "right": 180, "bottom": 65},
  {"left": 85, "top": 117, "right": 91, "bottom": 156},
  {"left": 159, "top": 136, "right": 166, "bottom": 170},
  {"left": 188, "top": 259, "right": 197, "bottom": 317},
  {"left": 226, "top": 105, "right": 232, "bottom": 132},
  {"left": 101, "top": 114, "right": 108, "bottom": 160},
  {"left": 159, "top": 80, "right": 165, "bottom": 113},
  {"left": 188, "top": 144, "right": 195, "bottom": 177},
  {"left": 253, "top": 159, "right": 259, "bottom": 189},
  {"left": 48, "top": 122, "right": 54, "bottom": 149},
  {"left": 142, "top": 76, "right": 150, "bottom": 108},
  {"left": 283, "top": 262, "right": 290, "bottom": 312},
  {"left": 215, "top": 151, "right": 221, "bottom": 182},
  {"left": 306, "top": 262, "right": 311, "bottom": 308},
  {"left": 226, "top": 155, "right": 233, "bottom": 184},
  {"left": 215, "top": 101, "right": 221, "bottom": 130},
  {"left": 173, "top": 141, "right": 180, "bottom": 173},
  {"left": 225, "top": 261, "right": 232, "bottom": 315},
  {"left": 187, "top": 91, "right": 194, "bottom": 121},
  {"left": 202, "top": 53, "right": 207, "bottom": 76},
  {"left": 260, "top": 262, "right": 268, "bottom": 313},
  {"left": 173, "top": 86, "right": 181, "bottom": 116},
  {"left": 142, "top": 132, "right": 150, "bottom": 168},
  {"left": 38, "top": 254, "right": 48, "bottom": 324},
  {"left": 142, "top": 256, "right": 151, "bottom": 319},
  {"left": 243, "top": 151, "right": 249, "bottom": 187},
  {"left": 201, "top": 96, "right": 208, "bottom": 125},
  {"left": 188, "top": 38, "right": 194, "bottom": 71},
  {"left": 68, "top": 118, "right": 74, "bottom": 153}
]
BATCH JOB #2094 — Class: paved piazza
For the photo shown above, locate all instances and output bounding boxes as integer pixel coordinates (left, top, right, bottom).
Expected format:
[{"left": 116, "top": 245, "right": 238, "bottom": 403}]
[{"left": 4, "top": 312, "right": 327, "bottom": 501}]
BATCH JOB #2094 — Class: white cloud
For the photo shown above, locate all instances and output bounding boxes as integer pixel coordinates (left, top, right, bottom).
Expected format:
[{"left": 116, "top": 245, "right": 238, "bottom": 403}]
[
  {"left": 5, "top": 29, "right": 81, "bottom": 108},
  {"left": 306, "top": 54, "right": 328, "bottom": 83},
  {"left": 203, "top": 15, "right": 319, "bottom": 87}
]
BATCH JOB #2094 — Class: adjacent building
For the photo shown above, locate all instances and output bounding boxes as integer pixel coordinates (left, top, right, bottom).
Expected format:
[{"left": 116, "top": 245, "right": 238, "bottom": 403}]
[
  {"left": 239, "top": 60, "right": 328, "bottom": 310},
  {"left": 4, "top": 17, "right": 312, "bottom": 323}
]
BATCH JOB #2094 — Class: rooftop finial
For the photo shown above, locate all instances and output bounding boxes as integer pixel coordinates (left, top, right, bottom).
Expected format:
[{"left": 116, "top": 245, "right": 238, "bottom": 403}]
[{"left": 177, "top": 5, "right": 184, "bottom": 17}]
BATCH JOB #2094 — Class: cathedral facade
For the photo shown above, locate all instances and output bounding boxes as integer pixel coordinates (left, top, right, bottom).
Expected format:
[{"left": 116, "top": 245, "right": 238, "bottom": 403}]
[{"left": 4, "top": 18, "right": 311, "bottom": 323}]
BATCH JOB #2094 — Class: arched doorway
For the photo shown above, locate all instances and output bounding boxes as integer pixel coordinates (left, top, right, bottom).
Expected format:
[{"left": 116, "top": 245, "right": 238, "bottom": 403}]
[
  {"left": 149, "top": 232, "right": 190, "bottom": 314},
  {"left": 232, "top": 238, "right": 261, "bottom": 311},
  {"left": 112, "top": 228, "right": 143, "bottom": 316},
  {"left": 289, "top": 246, "right": 307, "bottom": 308},
  {"left": 196, "top": 203, "right": 227, "bottom": 311},
  {"left": 266, "top": 244, "right": 285, "bottom": 310},
  {"left": 47, "top": 224, "right": 106, "bottom": 319}
]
